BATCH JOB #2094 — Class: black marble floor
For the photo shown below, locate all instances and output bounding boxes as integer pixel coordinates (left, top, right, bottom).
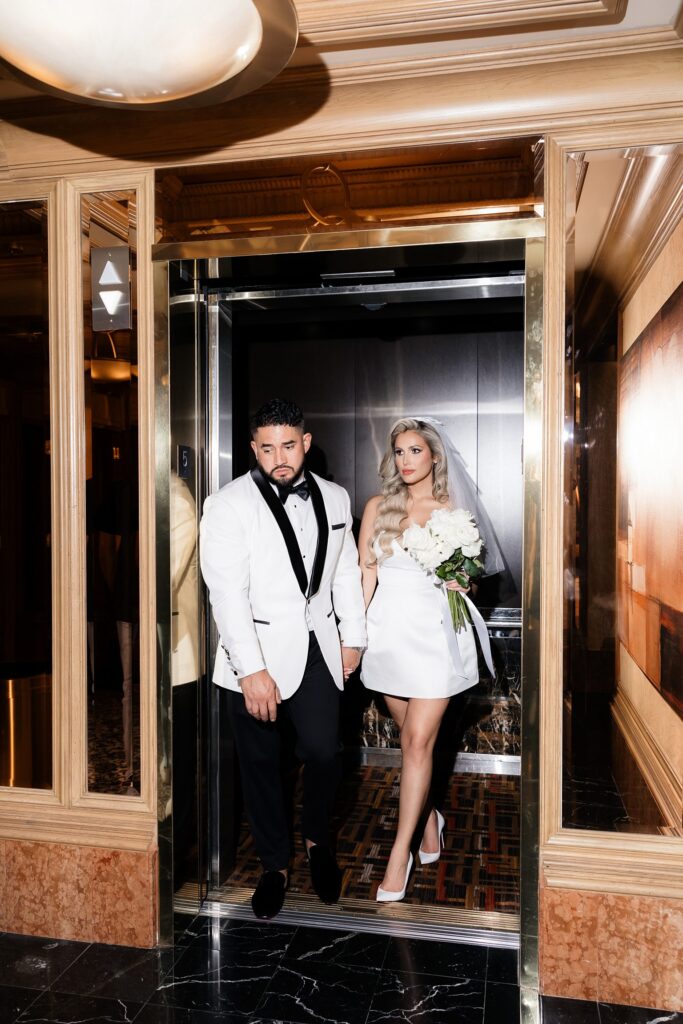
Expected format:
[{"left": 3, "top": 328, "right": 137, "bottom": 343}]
[{"left": 0, "top": 917, "right": 679, "bottom": 1024}]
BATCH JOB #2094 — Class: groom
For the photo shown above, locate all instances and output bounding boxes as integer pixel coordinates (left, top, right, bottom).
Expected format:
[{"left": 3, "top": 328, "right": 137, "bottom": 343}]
[{"left": 200, "top": 398, "right": 366, "bottom": 919}]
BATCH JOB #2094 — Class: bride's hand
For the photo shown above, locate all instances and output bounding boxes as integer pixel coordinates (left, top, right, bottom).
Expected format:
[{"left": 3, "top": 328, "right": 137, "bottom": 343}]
[
  {"left": 446, "top": 579, "right": 470, "bottom": 593},
  {"left": 341, "top": 646, "right": 362, "bottom": 679}
]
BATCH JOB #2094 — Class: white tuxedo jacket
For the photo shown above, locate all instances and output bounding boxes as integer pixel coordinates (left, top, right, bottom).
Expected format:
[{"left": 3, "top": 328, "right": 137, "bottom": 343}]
[{"left": 199, "top": 467, "right": 366, "bottom": 699}]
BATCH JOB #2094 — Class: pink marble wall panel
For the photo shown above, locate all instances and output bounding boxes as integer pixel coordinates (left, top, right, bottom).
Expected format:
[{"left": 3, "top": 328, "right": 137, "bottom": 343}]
[
  {"left": 3, "top": 840, "right": 89, "bottom": 941},
  {"left": 1, "top": 839, "right": 157, "bottom": 947},
  {"left": 657, "top": 901, "right": 683, "bottom": 1011},
  {"left": 540, "top": 885, "right": 599, "bottom": 1001},
  {"left": 541, "top": 885, "right": 683, "bottom": 1012},
  {"left": 598, "top": 894, "right": 683, "bottom": 1011},
  {"left": 86, "top": 847, "right": 157, "bottom": 947},
  {"left": 0, "top": 840, "right": 6, "bottom": 930}
]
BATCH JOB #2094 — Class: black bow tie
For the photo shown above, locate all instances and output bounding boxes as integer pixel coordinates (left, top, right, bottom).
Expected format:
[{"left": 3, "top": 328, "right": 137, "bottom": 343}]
[{"left": 278, "top": 480, "right": 310, "bottom": 504}]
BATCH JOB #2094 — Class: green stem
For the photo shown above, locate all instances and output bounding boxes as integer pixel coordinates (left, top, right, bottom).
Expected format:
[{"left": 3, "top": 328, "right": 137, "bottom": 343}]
[{"left": 447, "top": 588, "right": 472, "bottom": 633}]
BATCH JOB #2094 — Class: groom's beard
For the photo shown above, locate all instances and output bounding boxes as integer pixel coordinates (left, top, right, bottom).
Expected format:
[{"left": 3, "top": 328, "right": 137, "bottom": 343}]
[{"left": 261, "top": 458, "right": 305, "bottom": 487}]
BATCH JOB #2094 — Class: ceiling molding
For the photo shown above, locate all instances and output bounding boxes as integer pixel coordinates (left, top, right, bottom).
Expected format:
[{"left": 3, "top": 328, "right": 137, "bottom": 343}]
[
  {"left": 288, "top": 24, "right": 683, "bottom": 85},
  {"left": 296, "top": 0, "right": 627, "bottom": 47}
]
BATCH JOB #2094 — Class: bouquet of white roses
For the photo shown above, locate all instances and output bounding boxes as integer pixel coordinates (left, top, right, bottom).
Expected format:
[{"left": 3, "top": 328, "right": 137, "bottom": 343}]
[{"left": 403, "top": 508, "right": 485, "bottom": 632}]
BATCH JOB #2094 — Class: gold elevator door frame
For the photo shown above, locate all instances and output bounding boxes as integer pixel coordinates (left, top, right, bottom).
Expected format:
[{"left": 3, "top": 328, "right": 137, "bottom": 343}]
[{"left": 153, "top": 218, "right": 544, "bottom": 993}]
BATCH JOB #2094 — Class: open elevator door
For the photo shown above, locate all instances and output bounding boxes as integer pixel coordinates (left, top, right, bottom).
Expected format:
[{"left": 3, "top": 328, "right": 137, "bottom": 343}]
[{"left": 159, "top": 222, "right": 543, "bottom": 956}]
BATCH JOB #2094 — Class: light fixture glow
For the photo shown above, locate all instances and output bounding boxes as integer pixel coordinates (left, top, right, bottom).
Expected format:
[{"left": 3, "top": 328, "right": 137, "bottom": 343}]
[
  {"left": 89, "top": 333, "right": 133, "bottom": 382},
  {"left": 0, "top": 0, "right": 298, "bottom": 109}
]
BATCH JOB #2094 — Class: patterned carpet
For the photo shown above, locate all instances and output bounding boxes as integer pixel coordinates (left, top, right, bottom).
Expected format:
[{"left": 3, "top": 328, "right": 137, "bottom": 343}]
[
  {"left": 87, "top": 688, "right": 141, "bottom": 795},
  {"left": 225, "top": 765, "right": 520, "bottom": 914}
]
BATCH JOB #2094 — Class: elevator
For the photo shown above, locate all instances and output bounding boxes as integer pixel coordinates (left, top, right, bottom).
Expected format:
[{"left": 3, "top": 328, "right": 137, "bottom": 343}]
[{"left": 154, "top": 216, "right": 543, "bottom": 954}]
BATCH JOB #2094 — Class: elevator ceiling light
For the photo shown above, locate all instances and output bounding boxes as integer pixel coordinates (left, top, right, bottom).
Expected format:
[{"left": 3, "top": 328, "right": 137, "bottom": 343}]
[{"left": 0, "top": 0, "right": 298, "bottom": 109}]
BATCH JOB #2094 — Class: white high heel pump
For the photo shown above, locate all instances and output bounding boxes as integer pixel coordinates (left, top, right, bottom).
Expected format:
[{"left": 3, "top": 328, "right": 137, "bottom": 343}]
[
  {"left": 376, "top": 853, "right": 413, "bottom": 903},
  {"left": 418, "top": 809, "right": 445, "bottom": 865}
]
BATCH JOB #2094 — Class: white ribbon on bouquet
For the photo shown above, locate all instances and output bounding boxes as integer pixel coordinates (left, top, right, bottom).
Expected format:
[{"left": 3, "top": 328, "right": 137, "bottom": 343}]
[{"left": 438, "top": 584, "right": 495, "bottom": 683}]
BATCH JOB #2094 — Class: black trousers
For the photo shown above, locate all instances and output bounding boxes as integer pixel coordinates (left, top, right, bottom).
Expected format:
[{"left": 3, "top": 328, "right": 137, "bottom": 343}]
[{"left": 228, "top": 631, "right": 342, "bottom": 871}]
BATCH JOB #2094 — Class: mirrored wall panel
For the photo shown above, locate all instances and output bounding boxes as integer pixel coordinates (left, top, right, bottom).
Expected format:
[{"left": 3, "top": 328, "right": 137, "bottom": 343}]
[
  {"left": 82, "top": 190, "right": 141, "bottom": 795},
  {"left": 562, "top": 145, "right": 683, "bottom": 835},
  {"left": 0, "top": 198, "right": 52, "bottom": 790}
]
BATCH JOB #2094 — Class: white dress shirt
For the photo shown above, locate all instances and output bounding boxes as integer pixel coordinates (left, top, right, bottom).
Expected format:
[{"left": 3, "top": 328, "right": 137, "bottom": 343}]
[{"left": 273, "top": 477, "right": 317, "bottom": 628}]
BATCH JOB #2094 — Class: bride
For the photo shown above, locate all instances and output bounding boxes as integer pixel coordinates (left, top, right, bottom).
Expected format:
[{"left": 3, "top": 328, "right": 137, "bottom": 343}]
[{"left": 359, "top": 417, "right": 501, "bottom": 902}]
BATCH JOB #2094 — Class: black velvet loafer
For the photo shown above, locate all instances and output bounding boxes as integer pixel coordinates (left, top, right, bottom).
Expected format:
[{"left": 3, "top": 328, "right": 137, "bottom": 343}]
[
  {"left": 308, "top": 845, "right": 342, "bottom": 904},
  {"left": 251, "top": 870, "right": 288, "bottom": 919}
]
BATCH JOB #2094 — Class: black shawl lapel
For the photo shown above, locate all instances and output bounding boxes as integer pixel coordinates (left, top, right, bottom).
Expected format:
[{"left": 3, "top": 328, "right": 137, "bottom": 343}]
[
  {"left": 305, "top": 470, "right": 329, "bottom": 598},
  {"left": 250, "top": 467, "right": 308, "bottom": 596}
]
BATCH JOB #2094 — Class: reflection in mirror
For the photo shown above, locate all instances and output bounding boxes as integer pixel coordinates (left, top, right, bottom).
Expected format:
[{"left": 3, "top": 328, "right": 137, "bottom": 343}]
[
  {"left": 0, "top": 199, "right": 52, "bottom": 789},
  {"left": 563, "top": 145, "right": 683, "bottom": 835},
  {"left": 83, "top": 190, "right": 141, "bottom": 796}
]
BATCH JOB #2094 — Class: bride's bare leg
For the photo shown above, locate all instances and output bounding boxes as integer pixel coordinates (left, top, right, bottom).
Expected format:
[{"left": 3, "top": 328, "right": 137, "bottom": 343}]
[
  {"left": 420, "top": 808, "right": 440, "bottom": 853},
  {"left": 380, "top": 696, "right": 450, "bottom": 893},
  {"left": 384, "top": 694, "right": 409, "bottom": 731}
]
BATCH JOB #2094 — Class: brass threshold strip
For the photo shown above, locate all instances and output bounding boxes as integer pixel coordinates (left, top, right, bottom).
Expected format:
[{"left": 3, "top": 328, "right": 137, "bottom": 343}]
[{"left": 175, "top": 884, "right": 519, "bottom": 950}]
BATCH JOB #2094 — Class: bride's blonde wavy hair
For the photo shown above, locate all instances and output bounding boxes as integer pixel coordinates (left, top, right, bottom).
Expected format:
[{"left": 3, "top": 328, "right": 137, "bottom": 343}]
[{"left": 369, "top": 418, "right": 449, "bottom": 563}]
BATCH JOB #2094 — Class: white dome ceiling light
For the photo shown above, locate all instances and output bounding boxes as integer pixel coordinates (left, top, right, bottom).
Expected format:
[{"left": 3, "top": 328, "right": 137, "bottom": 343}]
[{"left": 0, "top": 0, "right": 298, "bottom": 108}]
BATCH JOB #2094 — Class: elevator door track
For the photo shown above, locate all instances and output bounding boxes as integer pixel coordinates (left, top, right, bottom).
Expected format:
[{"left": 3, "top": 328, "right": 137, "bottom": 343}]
[{"left": 175, "top": 882, "right": 519, "bottom": 949}]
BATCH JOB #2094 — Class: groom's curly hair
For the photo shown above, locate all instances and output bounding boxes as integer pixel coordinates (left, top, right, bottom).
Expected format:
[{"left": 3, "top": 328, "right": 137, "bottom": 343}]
[{"left": 250, "top": 398, "right": 305, "bottom": 436}]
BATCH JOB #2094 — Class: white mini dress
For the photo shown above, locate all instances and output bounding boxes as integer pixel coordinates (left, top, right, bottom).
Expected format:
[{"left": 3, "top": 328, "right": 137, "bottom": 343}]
[{"left": 360, "top": 539, "right": 480, "bottom": 699}]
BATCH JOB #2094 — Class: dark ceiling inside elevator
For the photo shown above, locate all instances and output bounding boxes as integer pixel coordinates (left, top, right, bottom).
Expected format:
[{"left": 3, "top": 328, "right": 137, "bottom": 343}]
[{"left": 205, "top": 237, "right": 525, "bottom": 340}]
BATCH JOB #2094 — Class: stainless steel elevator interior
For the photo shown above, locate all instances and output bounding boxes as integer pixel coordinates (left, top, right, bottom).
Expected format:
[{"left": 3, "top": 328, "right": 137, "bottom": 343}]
[{"left": 168, "top": 236, "right": 526, "bottom": 942}]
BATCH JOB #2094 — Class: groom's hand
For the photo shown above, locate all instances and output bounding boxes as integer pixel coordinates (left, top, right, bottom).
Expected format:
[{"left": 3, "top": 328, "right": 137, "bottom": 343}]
[{"left": 240, "top": 669, "right": 282, "bottom": 722}]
